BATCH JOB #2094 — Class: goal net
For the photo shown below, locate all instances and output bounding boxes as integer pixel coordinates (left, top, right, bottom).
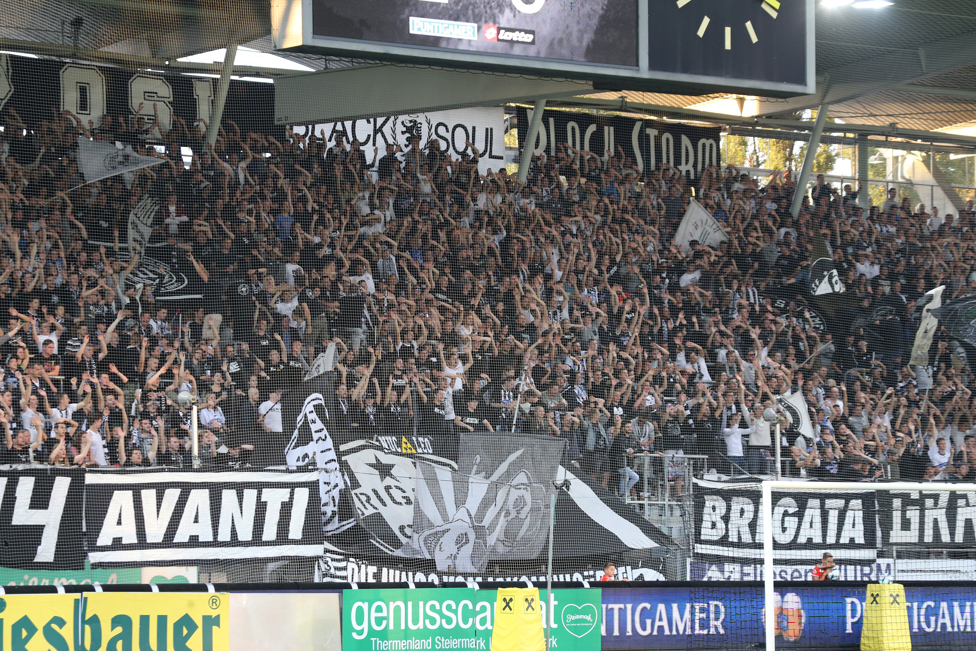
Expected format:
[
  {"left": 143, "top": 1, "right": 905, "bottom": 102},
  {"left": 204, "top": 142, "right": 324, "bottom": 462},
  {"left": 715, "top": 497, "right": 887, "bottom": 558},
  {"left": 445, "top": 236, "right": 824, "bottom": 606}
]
[{"left": 752, "top": 480, "right": 976, "bottom": 651}]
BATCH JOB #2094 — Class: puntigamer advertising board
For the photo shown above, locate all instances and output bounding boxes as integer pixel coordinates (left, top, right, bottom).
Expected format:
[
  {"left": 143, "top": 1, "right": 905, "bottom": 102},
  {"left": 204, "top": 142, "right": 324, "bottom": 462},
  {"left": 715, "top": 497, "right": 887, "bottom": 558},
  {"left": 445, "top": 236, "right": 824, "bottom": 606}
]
[{"left": 342, "top": 587, "right": 602, "bottom": 650}]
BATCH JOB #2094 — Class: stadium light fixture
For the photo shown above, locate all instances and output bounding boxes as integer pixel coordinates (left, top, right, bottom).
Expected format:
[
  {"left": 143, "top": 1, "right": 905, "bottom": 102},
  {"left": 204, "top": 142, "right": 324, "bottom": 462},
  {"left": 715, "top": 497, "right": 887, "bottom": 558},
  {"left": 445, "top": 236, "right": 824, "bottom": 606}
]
[
  {"left": 852, "top": 0, "right": 893, "bottom": 7},
  {"left": 820, "top": 0, "right": 854, "bottom": 6}
]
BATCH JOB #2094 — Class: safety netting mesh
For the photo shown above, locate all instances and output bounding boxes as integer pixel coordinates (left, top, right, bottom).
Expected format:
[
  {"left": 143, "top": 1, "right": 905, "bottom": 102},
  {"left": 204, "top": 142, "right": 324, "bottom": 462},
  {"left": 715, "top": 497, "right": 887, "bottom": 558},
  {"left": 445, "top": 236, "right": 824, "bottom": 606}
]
[{"left": 0, "top": 1, "right": 974, "bottom": 603}]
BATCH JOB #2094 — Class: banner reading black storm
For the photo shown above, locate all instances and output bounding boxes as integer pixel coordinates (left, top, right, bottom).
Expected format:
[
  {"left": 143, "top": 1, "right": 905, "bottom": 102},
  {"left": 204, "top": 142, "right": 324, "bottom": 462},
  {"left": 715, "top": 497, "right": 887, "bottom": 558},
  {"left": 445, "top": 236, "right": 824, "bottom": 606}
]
[{"left": 515, "top": 107, "right": 721, "bottom": 178}]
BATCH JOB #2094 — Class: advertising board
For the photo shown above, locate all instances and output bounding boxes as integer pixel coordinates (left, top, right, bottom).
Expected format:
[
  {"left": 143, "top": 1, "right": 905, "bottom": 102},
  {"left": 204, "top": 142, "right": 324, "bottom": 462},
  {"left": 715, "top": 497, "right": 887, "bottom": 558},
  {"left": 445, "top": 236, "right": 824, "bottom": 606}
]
[{"left": 342, "top": 587, "right": 602, "bottom": 650}]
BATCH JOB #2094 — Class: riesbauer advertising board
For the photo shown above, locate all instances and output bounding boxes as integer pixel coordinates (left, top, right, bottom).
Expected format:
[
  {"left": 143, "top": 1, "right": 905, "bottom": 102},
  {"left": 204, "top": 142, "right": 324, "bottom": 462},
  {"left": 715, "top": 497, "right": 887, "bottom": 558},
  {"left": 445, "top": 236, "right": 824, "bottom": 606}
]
[{"left": 0, "top": 591, "right": 342, "bottom": 651}]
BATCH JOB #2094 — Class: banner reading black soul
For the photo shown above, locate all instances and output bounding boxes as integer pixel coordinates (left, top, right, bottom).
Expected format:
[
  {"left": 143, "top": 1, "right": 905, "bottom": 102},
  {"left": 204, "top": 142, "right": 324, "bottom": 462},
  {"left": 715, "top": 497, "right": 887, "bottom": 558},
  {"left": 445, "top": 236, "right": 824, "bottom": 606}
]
[
  {"left": 0, "top": 54, "right": 276, "bottom": 152},
  {"left": 515, "top": 107, "right": 722, "bottom": 179},
  {"left": 0, "top": 467, "right": 85, "bottom": 571},
  {"left": 84, "top": 471, "right": 323, "bottom": 565}
]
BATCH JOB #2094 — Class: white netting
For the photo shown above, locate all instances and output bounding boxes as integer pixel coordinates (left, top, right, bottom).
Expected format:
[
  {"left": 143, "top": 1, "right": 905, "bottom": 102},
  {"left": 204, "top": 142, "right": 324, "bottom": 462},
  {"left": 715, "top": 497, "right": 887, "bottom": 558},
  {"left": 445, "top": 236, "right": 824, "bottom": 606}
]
[{"left": 0, "top": 21, "right": 974, "bottom": 593}]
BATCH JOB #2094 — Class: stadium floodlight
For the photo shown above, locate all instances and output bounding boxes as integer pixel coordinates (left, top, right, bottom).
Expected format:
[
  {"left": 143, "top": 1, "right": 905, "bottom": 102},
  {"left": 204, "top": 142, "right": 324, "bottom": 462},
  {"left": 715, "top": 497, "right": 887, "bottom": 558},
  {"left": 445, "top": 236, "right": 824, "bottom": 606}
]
[
  {"left": 852, "top": 0, "right": 894, "bottom": 7},
  {"left": 820, "top": 0, "right": 854, "bottom": 6},
  {"left": 761, "top": 480, "right": 976, "bottom": 651}
]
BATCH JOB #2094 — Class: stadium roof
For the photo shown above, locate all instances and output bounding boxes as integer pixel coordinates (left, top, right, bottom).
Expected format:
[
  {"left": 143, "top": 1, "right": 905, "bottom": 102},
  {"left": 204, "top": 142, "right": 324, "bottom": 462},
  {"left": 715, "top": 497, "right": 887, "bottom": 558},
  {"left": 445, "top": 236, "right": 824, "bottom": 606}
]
[{"left": 4, "top": 0, "right": 976, "bottom": 134}]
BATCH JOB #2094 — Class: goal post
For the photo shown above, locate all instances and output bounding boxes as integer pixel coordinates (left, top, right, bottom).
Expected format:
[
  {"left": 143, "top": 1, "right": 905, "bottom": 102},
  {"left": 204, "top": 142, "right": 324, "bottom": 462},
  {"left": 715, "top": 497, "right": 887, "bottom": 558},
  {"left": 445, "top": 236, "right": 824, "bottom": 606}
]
[{"left": 761, "top": 480, "right": 976, "bottom": 651}]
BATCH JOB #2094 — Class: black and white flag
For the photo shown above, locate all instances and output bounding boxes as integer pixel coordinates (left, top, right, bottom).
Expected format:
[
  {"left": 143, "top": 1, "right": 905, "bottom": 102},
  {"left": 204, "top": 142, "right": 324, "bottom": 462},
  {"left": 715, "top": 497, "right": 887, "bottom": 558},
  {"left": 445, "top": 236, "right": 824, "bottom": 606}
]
[
  {"left": 85, "top": 471, "right": 323, "bottom": 564},
  {"left": 674, "top": 199, "right": 729, "bottom": 253},
  {"left": 911, "top": 285, "right": 945, "bottom": 366},
  {"left": 283, "top": 378, "right": 355, "bottom": 535},
  {"left": 127, "top": 194, "right": 159, "bottom": 254},
  {"left": 0, "top": 468, "right": 85, "bottom": 570},
  {"left": 340, "top": 441, "right": 456, "bottom": 555},
  {"left": 402, "top": 434, "right": 564, "bottom": 572},
  {"left": 809, "top": 232, "right": 845, "bottom": 295},
  {"left": 77, "top": 136, "right": 164, "bottom": 186},
  {"left": 777, "top": 390, "right": 816, "bottom": 444}
]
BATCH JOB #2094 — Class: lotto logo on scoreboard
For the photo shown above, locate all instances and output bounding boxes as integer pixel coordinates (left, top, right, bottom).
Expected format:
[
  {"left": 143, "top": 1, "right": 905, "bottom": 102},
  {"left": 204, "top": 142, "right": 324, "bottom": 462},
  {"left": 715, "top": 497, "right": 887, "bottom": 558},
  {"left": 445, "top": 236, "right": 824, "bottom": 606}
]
[{"left": 484, "top": 24, "right": 536, "bottom": 44}]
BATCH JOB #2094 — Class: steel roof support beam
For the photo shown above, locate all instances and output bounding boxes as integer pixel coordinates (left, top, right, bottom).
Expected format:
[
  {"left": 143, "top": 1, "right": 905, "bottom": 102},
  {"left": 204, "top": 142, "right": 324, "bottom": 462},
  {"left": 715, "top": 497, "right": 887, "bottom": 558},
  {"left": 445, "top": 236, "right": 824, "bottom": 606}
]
[
  {"left": 274, "top": 66, "right": 592, "bottom": 125},
  {"left": 791, "top": 104, "right": 829, "bottom": 219},
  {"left": 751, "top": 28, "right": 976, "bottom": 116},
  {"left": 206, "top": 43, "right": 237, "bottom": 149},
  {"left": 518, "top": 100, "right": 547, "bottom": 184}
]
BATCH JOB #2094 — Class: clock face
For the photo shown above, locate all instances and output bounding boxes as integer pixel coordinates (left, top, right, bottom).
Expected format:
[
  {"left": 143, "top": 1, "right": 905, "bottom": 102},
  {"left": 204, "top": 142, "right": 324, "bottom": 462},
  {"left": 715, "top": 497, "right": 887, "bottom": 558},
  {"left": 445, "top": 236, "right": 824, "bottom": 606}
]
[{"left": 647, "top": 0, "right": 810, "bottom": 88}]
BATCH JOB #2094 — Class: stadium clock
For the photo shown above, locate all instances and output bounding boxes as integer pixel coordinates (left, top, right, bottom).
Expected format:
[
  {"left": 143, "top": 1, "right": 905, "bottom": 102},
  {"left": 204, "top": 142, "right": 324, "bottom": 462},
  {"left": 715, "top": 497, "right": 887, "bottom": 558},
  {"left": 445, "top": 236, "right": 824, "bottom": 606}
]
[{"left": 647, "top": 0, "right": 812, "bottom": 89}]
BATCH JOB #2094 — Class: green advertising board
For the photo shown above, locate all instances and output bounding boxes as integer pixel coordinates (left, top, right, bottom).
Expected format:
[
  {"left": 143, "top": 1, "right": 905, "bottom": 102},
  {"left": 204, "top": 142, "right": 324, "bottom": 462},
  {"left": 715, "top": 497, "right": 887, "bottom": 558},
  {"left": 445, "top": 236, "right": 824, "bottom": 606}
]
[
  {"left": 0, "top": 564, "right": 195, "bottom": 587},
  {"left": 342, "top": 587, "right": 601, "bottom": 650}
]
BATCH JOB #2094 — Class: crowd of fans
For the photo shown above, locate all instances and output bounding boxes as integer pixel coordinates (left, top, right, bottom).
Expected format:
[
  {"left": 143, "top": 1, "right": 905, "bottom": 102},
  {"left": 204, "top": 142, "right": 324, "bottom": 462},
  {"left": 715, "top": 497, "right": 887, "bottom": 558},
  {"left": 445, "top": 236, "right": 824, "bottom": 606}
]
[{"left": 1, "top": 108, "right": 975, "bottom": 491}]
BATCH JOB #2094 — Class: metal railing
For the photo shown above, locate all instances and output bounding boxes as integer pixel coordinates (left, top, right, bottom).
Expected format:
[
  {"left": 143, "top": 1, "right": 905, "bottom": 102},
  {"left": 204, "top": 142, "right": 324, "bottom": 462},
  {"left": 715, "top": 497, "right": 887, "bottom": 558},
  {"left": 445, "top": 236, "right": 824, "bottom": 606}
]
[
  {"left": 735, "top": 166, "right": 976, "bottom": 215},
  {"left": 623, "top": 453, "right": 708, "bottom": 526}
]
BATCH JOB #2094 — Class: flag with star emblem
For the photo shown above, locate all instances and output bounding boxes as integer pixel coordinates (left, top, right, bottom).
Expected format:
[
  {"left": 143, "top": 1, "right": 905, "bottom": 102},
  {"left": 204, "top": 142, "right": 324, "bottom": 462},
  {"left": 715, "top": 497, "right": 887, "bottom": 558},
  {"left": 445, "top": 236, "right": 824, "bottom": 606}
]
[{"left": 339, "top": 439, "right": 458, "bottom": 555}]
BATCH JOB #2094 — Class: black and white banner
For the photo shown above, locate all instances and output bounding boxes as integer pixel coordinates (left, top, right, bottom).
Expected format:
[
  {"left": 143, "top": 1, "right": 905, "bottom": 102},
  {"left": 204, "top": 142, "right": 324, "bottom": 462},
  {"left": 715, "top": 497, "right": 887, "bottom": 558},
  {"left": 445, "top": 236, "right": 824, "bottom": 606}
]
[
  {"left": 84, "top": 471, "right": 323, "bottom": 564},
  {"left": 777, "top": 391, "right": 816, "bottom": 444},
  {"left": 294, "top": 107, "right": 506, "bottom": 174},
  {"left": 877, "top": 490, "right": 976, "bottom": 548},
  {"left": 77, "top": 136, "right": 165, "bottom": 186},
  {"left": 809, "top": 233, "right": 845, "bottom": 296},
  {"left": 0, "top": 54, "right": 275, "bottom": 147},
  {"left": 401, "top": 434, "right": 564, "bottom": 572},
  {"left": 694, "top": 487, "right": 880, "bottom": 562},
  {"left": 127, "top": 194, "right": 159, "bottom": 255},
  {"left": 0, "top": 467, "right": 85, "bottom": 570},
  {"left": 515, "top": 107, "right": 721, "bottom": 177}
]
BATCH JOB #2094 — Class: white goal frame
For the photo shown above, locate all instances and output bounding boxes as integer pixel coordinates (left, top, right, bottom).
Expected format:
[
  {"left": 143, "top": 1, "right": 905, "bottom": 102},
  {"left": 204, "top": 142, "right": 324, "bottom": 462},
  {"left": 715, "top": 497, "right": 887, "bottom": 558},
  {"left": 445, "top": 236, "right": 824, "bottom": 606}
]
[{"left": 761, "top": 480, "right": 976, "bottom": 651}]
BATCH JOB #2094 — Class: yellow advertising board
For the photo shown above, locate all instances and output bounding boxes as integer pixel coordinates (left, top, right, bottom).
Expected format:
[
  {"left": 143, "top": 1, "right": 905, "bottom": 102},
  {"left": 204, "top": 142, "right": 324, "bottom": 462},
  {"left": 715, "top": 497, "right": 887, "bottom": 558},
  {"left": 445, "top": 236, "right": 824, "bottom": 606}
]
[
  {"left": 82, "top": 592, "right": 230, "bottom": 651},
  {"left": 0, "top": 592, "right": 228, "bottom": 651},
  {"left": 0, "top": 594, "right": 76, "bottom": 651}
]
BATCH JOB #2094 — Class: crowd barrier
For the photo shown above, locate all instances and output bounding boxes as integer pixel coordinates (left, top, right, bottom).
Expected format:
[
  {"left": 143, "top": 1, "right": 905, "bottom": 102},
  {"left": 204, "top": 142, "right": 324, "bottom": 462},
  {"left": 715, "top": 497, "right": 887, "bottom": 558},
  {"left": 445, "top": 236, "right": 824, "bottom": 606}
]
[{"left": 2, "top": 581, "right": 974, "bottom": 650}]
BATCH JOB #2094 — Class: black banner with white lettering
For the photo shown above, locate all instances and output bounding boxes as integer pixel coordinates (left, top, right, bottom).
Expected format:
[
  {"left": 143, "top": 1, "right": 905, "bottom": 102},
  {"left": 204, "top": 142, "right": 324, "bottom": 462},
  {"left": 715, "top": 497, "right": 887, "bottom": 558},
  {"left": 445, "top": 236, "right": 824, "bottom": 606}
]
[
  {"left": 0, "top": 54, "right": 276, "bottom": 157},
  {"left": 84, "top": 471, "right": 323, "bottom": 565},
  {"left": 515, "top": 107, "right": 721, "bottom": 178},
  {"left": 0, "top": 467, "right": 84, "bottom": 570},
  {"left": 876, "top": 489, "right": 976, "bottom": 548},
  {"left": 693, "top": 487, "right": 879, "bottom": 562}
]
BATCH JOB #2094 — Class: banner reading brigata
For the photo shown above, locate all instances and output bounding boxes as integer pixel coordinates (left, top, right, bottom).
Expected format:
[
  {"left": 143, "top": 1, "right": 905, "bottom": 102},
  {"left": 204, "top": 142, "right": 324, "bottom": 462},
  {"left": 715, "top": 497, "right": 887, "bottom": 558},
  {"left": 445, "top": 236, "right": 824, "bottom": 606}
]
[
  {"left": 342, "top": 587, "right": 602, "bottom": 651},
  {"left": 84, "top": 471, "right": 323, "bottom": 564},
  {"left": 515, "top": 108, "right": 721, "bottom": 177},
  {"left": 693, "top": 486, "right": 976, "bottom": 563},
  {"left": 693, "top": 486, "right": 879, "bottom": 562}
]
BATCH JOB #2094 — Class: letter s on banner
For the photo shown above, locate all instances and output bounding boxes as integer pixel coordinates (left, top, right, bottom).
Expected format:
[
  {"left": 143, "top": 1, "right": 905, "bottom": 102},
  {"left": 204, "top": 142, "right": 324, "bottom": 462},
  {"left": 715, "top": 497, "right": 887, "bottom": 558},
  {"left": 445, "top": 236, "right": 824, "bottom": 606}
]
[
  {"left": 129, "top": 74, "right": 174, "bottom": 135},
  {"left": 60, "top": 64, "right": 107, "bottom": 128}
]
